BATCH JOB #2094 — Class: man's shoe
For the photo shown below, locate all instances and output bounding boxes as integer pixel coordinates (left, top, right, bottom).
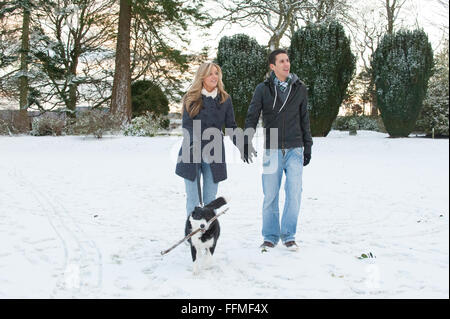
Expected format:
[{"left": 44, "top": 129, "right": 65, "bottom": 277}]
[
  {"left": 260, "top": 241, "right": 275, "bottom": 253},
  {"left": 284, "top": 241, "right": 299, "bottom": 251}
]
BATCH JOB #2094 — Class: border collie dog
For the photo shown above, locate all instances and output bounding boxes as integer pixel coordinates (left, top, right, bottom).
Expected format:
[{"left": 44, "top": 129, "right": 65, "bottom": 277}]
[{"left": 185, "top": 197, "right": 227, "bottom": 274}]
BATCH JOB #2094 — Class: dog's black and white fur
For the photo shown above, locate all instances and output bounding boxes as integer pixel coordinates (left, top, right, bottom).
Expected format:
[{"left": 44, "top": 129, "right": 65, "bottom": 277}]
[{"left": 185, "top": 197, "right": 227, "bottom": 274}]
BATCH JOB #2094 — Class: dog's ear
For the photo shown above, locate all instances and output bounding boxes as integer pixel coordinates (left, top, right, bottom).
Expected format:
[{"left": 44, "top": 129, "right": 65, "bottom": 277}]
[{"left": 204, "top": 197, "right": 227, "bottom": 210}]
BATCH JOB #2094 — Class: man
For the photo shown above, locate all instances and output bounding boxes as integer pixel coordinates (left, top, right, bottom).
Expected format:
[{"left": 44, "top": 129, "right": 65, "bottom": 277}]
[{"left": 243, "top": 49, "right": 313, "bottom": 252}]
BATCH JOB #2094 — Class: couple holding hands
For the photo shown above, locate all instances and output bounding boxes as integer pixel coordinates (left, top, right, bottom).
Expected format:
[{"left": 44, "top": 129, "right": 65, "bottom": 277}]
[{"left": 175, "top": 49, "right": 313, "bottom": 251}]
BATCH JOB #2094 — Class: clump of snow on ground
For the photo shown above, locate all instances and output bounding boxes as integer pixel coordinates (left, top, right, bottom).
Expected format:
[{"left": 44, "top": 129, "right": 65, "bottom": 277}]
[{"left": 0, "top": 130, "right": 448, "bottom": 298}]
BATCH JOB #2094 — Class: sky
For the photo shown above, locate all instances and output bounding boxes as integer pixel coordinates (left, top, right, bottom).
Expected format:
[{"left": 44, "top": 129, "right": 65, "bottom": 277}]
[{"left": 187, "top": 0, "right": 449, "bottom": 59}]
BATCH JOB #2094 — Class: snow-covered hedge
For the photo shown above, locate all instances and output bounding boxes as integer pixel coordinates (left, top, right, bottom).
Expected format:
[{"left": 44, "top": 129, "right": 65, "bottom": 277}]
[
  {"left": 372, "top": 29, "right": 434, "bottom": 137},
  {"left": 216, "top": 34, "right": 267, "bottom": 128},
  {"left": 289, "top": 20, "right": 356, "bottom": 137}
]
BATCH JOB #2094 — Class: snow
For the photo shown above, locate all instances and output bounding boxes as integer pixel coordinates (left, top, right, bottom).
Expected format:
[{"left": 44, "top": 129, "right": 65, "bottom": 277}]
[{"left": 0, "top": 130, "right": 448, "bottom": 298}]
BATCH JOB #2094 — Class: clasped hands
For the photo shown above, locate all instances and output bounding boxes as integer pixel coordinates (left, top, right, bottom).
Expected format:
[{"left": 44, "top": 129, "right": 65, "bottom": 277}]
[{"left": 240, "top": 143, "right": 311, "bottom": 166}]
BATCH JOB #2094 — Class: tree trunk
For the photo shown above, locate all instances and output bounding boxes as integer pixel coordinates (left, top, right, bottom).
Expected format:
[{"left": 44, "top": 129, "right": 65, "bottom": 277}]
[
  {"left": 67, "top": 67, "right": 78, "bottom": 119},
  {"left": 370, "top": 76, "right": 378, "bottom": 115},
  {"left": 386, "top": 0, "right": 400, "bottom": 35},
  {"left": 268, "top": 34, "right": 281, "bottom": 52},
  {"left": 370, "top": 92, "right": 378, "bottom": 115},
  {"left": 18, "top": 5, "right": 31, "bottom": 132},
  {"left": 110, "top": 0, "right": 132, "bottom": 123},
  {"left": 67, "top": 44, "right": 80, "bottom": 119}
]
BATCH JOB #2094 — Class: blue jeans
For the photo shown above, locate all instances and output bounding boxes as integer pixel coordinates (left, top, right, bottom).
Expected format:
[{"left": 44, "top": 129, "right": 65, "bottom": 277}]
[
  {"left": 184, "top": 162, "right": 218, "bottom": 216},
  {"left": 262, "top": 147, "right": 304, "bottom": 245}
]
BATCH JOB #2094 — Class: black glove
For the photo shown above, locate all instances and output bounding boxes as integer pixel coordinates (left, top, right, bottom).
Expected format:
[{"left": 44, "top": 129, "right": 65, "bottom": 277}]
[
  {"left": 242, "top": 143, "right": 257, "bottom": 163},
  {"left": 303, "top": 153, "right": 311, "bottom": 166}
]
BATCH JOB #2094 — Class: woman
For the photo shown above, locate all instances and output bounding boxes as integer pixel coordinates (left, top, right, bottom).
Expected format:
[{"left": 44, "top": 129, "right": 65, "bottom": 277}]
[{"left": 175, "top": 62, "right": 239, "bottom": 216}]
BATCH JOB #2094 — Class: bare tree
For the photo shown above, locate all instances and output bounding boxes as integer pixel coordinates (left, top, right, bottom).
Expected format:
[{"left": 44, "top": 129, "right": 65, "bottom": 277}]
[
  {"left": 290, "top": 0, "right": 354, "bottom": 35},
  {"left": 436, "top": 0, "right": 449, "bottom": 36},
  {"left": 350, "top": 5, "right": 385, "bottom": 115},
  {"left": 421, "top": 0, "right": 449, "bottom": 44},
  {"left": 218, "top": 0, "right": 314, "bottom": 50},
  {"left": 217, "top": 0, "right": 355, "bottom": 50},
  {"left": 381, "top": 0, "right": 407, "bottom": 34}
]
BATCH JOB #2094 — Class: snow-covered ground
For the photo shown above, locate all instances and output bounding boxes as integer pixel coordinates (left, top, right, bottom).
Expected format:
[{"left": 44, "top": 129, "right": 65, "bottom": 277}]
[{"left": 0, "top": 130, "right": 448, "bottom": 298}]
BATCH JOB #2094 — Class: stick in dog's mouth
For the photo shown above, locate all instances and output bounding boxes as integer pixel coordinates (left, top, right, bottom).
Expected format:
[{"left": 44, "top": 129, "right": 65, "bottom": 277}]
[
  {"left": 160, "top": 207, "right": 229, "bottom": 256},
  {"left": 203, "top": 208, "right": 229, "bottom": 232}
]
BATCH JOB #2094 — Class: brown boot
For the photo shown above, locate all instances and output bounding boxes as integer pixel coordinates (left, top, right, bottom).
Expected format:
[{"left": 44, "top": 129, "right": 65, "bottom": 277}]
[
  {"left": 284, "top": 241, "right": 299, "bottom": 251},
  {"left": 260, "top": 241, "right": 275, "bottom": 252}
]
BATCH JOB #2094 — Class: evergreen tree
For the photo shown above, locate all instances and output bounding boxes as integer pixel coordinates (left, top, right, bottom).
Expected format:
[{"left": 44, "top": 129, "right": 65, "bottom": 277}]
[
  {"left": 30, "top": 0, "right": 116, "bottom": 117},
  {"left": 289, "top": 20, "right": 356, "bottom": 136},
  {"left": 131, "top": 0, "right": 212, "bottom": 102},
  {"left": 416, "top": 40, "right": 449, "bottom": 137},
  {"left": 112, "top": 0, "right": 212, "bottom": 123},
  {"left": 216, "top": 34, "right": 267, "bottom": 128},
  {"left": 372, "top": 29, "right": 434, "bottom": 137},
  {"left": 131, "top": 80, "right": 169, "bottom": 119}
]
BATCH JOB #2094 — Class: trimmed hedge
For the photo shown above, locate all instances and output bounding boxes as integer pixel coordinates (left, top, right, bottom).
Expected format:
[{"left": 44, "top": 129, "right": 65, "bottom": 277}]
[
  {"left": 289, "top": 21, "right": 356, "bottom": 137},
  {"left": 372, "top": 29, "right": 434, "bottom": 137}
]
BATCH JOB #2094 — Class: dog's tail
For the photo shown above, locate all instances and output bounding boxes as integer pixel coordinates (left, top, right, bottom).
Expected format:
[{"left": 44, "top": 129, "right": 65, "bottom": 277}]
[{"left": 205, "top": 197, "right": 227, "bottom": 210}]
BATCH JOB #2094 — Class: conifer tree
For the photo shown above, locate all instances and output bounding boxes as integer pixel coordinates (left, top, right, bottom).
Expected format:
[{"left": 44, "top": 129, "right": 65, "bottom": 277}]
[
  {"left": 216, "top": 34, "right": 267, "bottom": 128},
  {"left": 416, "top": 40, "right": 448, "bottom": 137},
  {"left": 289, "top": 21, "right": 355, "bottom": 136},
  {"left": 372, "top": 29, "right": 433, "bottom": 137}
]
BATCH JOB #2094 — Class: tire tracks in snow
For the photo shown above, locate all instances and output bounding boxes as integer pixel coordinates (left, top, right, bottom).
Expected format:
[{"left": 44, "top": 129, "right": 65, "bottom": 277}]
[{"left": 8, "top": 168, "right": 103, "bottom": 298}]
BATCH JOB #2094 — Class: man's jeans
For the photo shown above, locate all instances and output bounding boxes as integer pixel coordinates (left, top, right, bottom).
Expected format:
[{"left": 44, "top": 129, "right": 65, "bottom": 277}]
[
  {"left": 262, "top": 147, "right": 304, "bottom": 245},
  {"left": 184, "top": 162, "right": 218, "bottom": 216}
]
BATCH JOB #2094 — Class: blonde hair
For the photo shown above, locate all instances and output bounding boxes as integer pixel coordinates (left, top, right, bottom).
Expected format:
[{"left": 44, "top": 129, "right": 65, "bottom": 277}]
[{"left": 182, "top": 62, "right": 229, "bottom": 118}]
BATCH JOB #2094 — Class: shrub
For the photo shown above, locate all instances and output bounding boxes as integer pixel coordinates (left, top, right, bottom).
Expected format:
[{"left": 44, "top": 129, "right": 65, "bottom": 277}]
[
  {"left": 31, "top": 115, "right": 65, "bottom": 136},
  {"left": 372, "top": 29, "right": 434, "bottom": 137},
  {"left": 0, "top": 111, "right": 29, "bottom": 134},
  {"left": 123, "top": 112, "right": 168, "bottom": 137},
  {"left": 216, "top": 33, "right": 267, "bottom": 128},
  {"left": 0, "top": 118, "right": 11, "bottom": 135},
  {"left": 348, "top": 118, "right": 358, "bottom": 135},
  {"left": 131, "top": 80, "right": 169, "bottom": 119},
  {"left": 67, "top": 110, "right": 122, "bottom": 138},
  {"left": 289, "top": 20, "right": 356, "bottom": 137},
  {"left": 332, "top": 115, "right": 384, "bottom": 132}
]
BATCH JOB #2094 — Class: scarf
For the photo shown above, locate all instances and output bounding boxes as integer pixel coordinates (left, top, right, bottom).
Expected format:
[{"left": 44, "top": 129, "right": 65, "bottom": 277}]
[{"left": 272, "top": 72, "right": 292, "bottom": 93}]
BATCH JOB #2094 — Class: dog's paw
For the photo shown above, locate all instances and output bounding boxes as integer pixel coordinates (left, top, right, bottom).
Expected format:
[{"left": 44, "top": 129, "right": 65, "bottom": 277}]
[
  {"left": 193, "top": 262, "right": 200, "bottom": 276},
  {"left": 204, "top": 254, "right": 215, "bottom": 269}
]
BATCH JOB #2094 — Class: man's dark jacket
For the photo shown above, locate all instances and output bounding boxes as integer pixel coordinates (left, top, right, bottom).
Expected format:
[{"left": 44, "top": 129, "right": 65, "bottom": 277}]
[{"left": 244, "top": 72, "right": 313, "bottom": 155}]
